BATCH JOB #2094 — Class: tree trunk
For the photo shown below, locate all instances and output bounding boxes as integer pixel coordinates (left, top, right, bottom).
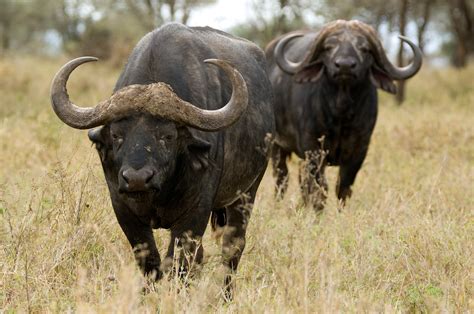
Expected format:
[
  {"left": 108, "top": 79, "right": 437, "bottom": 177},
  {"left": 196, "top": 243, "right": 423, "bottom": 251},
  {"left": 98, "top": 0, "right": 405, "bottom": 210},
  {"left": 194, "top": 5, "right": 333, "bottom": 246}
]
[
  {"left": 125, "top": 0, "right": 158, "bottom": 30},
  {"left": 1, "top": 32, "right": 10, "bottom": 52},
  {"left": 449, "top": 0, "right": 473, "bottom": 67},
  {"left": 396, "top": 0, "right": 409, "bottom": 105},
  {"left": 167, "top": 0, "right": 176, "bottom": 21},
  {"left": 182, "top": 9, "right": 190, "bottom": 24},
  {"left": 277, "top": 0, "right": 289, "bottom": 34},
  {"left": 417, "top": 0, "right": 434, "bottom": 53},
  {"left": 0, "top": 0, "right": 11, "bottom": 53},
  {"left": 1, "top": 22, "right": 11, "bottom": 52}
]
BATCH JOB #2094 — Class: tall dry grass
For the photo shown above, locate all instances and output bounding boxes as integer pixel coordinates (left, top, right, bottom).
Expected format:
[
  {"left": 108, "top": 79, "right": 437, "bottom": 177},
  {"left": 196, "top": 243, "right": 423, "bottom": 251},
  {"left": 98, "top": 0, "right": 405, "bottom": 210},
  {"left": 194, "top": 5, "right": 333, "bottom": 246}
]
[{"left": 0, "top": 56, "right": 473, "bottom": 312}]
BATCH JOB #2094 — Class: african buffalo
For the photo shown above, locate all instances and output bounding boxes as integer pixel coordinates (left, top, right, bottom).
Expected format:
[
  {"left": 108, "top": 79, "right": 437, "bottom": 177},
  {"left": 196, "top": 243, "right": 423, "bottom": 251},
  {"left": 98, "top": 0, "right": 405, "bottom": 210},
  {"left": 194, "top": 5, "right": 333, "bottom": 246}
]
[
  {"left": 50, "top": 23, "right": 274, "bottom": 297},
  {"left": 265, "top": 20, "right": 422, "bottom": 210}
]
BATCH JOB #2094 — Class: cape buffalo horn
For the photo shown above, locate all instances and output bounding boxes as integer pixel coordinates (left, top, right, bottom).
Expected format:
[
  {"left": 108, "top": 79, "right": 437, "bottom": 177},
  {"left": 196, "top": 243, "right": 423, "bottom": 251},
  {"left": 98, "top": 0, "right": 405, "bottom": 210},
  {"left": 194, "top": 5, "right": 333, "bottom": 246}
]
[
  {"left": 191, "top": 58, "right": 249, "bottom": 131},
  {"left": 384, "top": 35, "right": 423, "bottom": 80},
  {"left": 274, "top": 33, "right": 305, "bottom": 74},
  {"left": 363, "top": 30, "right": 422, "bottom": 80},
  {"left": 50, "top": 56, "right": 101, "bottom": 129},
  {"left": 50, "top": 57, "right": 248, "bottom": 131}
]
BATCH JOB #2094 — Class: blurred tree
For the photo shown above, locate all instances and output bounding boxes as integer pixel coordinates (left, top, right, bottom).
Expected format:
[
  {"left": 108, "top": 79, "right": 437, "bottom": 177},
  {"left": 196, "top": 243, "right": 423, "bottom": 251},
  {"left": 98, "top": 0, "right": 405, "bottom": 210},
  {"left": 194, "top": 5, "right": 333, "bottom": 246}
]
[
  {"left": 49, "top": 0, "right": 96, "bottom": 54},
  {"left": 0, "top": 0, "right": 53, "bottom": 54},
  {"left": 77, "top": 20, "right": 113, "bottom": 59},
  {"left": 0, "top": 0, "right": 17, "bottom": 51},
  {"left": 396, "top": 0, "right": 409, "bottom": 105},
  {"left": 317, "top": 0, "right": 398, "bottom": 32},
  {"left": 449, "top": 0, "right": 473, "bottom": 67},
  {"left": 39, "top": 0, "right": 123, "bottom": 57},
  {"left": 232, "top": 0, "right": 315, "bottom": 47},
  {"left": 0, "top": 0, "right": 215, "bottom": 58},
  {"left": 99, "top": 0, "right": 216, "bottom": 32},
  {"left": 85, "top": 0, "right": 216, "bottom": 62},
  {"left": 413, "top": 0, "right": 436, "bottom": 53}
]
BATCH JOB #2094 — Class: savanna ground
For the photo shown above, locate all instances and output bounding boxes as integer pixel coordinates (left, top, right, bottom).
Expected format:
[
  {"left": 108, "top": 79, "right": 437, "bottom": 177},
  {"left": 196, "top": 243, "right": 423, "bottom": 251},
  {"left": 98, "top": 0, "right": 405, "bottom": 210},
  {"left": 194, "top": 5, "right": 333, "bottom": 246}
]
[{"left": 0, "top": 56, "right": 473, "bottom": 313}]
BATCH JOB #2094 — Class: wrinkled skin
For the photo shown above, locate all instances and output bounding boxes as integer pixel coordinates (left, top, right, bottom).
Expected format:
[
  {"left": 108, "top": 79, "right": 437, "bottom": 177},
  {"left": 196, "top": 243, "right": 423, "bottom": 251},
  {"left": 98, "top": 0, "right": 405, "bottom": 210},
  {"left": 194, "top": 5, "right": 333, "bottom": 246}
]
[
  {"left": 87, "top": 23, "right": 274, "bottom": 297},
  {"left": 266, "top": 22, "right": 419, "bottom": 210}
]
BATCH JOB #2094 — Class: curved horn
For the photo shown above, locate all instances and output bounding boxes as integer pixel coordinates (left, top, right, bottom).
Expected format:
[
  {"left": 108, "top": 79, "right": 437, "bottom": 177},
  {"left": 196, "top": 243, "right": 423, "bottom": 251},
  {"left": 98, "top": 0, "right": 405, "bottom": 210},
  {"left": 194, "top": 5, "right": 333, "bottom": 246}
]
[
  {"left": 50, "top": 57, "right": 248, "bottom": 131},
  {"left": 274, "top": 33, "right": 305, "bottom": 74},
  {"left": 387, "top": 35, "right": 423, "bottom": 80},
  {"left": 50, "top": 56, "right": 102, "bottom": 129},
  {"left": 363, "top": 31, "right": 422, "bottom": 80},
  {"left": 187, "top": 59, "right": 248, "bottom": 131}
]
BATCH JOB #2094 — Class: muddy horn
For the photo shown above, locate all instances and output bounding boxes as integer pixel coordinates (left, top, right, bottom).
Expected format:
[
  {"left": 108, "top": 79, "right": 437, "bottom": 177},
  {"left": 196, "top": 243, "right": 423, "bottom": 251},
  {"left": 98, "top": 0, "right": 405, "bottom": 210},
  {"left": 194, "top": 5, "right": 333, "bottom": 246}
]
[{"left": 50, "top": 57, "right": 248, "bottom": 131}]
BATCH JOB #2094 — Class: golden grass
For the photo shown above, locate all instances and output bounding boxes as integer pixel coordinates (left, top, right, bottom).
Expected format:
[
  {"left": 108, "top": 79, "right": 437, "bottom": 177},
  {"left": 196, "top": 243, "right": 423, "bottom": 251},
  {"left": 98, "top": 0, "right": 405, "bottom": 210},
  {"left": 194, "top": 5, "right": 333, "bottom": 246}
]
[{"left": 0, "top": 56, "right": 473, "bottom": 312}]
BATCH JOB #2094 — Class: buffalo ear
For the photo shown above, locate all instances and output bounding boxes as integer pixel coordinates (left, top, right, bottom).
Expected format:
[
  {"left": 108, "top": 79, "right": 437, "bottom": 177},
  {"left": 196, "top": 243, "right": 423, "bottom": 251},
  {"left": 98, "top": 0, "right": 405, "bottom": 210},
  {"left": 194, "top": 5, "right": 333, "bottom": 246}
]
[
  {"left": 293, "top": 62, "right": 324, "bottom": 84},
  {"left": 178, "top": 127, "right": 212, "bottom": 172},
  {"left": 187, "top": 137, "right": 211, "bottom": 171},
  {"left": 370, "top": 66, "right": 397, "bottom": 94},
  {"left": 88, "top": 126, "right": 110, "bottom": 162},
  {"left": 88, "top": 126, "right": 105, "bottom": 143}
]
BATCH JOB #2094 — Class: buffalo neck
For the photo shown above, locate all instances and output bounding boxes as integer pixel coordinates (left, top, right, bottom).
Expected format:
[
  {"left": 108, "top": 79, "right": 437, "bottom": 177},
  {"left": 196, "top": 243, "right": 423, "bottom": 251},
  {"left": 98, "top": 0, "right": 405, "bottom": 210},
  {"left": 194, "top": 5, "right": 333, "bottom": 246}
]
[
  {"left": 317, "top": 74, "right": 374, "bottom": 120},
  {"left": 154, "top": 152, "right": 208, "bottom": 211}
]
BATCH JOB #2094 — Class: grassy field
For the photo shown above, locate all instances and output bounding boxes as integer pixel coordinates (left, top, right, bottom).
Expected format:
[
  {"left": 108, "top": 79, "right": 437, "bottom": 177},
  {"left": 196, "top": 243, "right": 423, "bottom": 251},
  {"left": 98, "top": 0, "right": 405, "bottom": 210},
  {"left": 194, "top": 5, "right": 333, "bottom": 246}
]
[{"left": 0, "top": 56, "right": 473, "bottom": 312}]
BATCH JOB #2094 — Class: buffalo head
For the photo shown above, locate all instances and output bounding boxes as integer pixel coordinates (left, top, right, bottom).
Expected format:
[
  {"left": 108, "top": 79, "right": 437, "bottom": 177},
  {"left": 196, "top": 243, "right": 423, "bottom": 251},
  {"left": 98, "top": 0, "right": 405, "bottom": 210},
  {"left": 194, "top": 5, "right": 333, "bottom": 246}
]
[
  {"left": 50, "top": 57, "right": 248, "bottom": 206},
  {"left": 274, "top": 20, "right": 422, "bottom": 94}
]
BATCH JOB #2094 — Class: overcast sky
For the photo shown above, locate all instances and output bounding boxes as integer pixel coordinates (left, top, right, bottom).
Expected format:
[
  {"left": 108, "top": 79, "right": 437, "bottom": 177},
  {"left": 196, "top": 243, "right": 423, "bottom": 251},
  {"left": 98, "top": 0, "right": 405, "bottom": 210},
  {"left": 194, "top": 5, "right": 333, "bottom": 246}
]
[{"left": 187, "top": 0, "right": 255, "bottom": 31}]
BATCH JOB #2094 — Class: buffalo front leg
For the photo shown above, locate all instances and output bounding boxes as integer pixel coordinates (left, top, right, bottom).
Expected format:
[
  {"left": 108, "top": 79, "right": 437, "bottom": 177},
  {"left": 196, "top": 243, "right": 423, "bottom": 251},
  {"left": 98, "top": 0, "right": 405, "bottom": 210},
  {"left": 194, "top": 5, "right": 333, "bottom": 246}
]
[
  {"left": 336, "top": 158, "right": 364, "bottom": 204},
  {"left": 164, "top": 210, "right": 211, "bottom": 279},
  {"left": 221, "top": 174, "right": 261, "bottom": 300},
  {"left": 299, "top": 150, "right": 328, "bottom": 211},
  {"left": 113, "top": 204, "right": 162, "bottom": 280},
  {"left": 271, "top": 144, "right": 290, "bottom": 199}
]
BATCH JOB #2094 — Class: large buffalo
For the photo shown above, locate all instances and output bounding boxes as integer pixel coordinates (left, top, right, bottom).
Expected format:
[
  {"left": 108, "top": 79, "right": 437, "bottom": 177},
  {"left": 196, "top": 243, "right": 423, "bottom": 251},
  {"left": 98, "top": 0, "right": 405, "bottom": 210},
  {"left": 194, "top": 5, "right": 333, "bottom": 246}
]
[
  {"left": 50, "top": 23, "right": 274, "bottom": 297},
  {"left": 266, "top": 20, "right": 422, "bottom": 210}
]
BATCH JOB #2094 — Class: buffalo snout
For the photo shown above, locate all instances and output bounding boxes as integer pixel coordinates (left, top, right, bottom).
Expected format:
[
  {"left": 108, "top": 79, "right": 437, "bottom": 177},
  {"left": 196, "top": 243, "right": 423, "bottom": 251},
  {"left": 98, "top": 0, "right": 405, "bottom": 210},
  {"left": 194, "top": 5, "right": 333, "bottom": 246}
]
[
  {"left": 332, "top": 56, "right": 358, "bottom": 82},
  {"left": 334, "top": 57, "right": 357, "bottom": 71},
  {"left": 119, "top": 166, "right": 157, "bottom": 193}
]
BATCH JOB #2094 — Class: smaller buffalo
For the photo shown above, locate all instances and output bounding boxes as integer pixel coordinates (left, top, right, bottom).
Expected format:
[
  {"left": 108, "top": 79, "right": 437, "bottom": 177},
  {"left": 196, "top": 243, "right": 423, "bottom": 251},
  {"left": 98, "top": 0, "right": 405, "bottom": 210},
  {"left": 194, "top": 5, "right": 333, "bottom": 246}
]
[{"left": 266, "top": 20, "right": 422, "bottom": 210}]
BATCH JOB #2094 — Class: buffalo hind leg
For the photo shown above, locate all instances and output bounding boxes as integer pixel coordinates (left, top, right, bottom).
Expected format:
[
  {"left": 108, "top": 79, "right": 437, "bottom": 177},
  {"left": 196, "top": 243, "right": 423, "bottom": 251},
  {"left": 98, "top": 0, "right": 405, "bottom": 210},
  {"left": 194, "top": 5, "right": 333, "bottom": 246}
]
[
  {"left": 271, "top": 145, "right": 290, "bottom": 199},
  {"left": 113, "top": 204, "right": 162, "bottom": 280},
  {"left": 210, "top": 208, "right": 227, "bottom": 240},
  {"left": 299, "top": 150, "right": 328, "bottom": 211},
  {"left": 336, "top": 159, "right": 364, "bottom": 205},
  {"left": 222, "top": 174, "right": 262, "bottom": 300}
]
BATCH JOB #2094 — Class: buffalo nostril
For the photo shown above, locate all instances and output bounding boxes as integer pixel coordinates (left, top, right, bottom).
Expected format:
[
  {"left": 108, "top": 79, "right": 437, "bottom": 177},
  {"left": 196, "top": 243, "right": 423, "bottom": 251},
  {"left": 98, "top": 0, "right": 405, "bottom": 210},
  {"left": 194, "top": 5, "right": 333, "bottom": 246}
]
[
  {"left": 335, "top": 59, "right": 356, "bottom": 69},
  {"left": 122, "top": 170, "right": 130, "bottom": 183},
  {"left": 121, "top": 167, "right": 156, "bottom": 192},
  {"left": 144, "top": 169, "right": 154, "bottom": 184}
]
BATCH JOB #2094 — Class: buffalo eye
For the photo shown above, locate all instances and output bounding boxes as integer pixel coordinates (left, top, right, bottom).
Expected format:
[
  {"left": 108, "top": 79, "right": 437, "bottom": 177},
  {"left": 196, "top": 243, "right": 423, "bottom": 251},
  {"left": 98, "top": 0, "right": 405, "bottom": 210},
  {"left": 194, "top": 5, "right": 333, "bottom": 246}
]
[
  {"left": 160, "top": 134, "right": 174, "bottom": 143},
  {"left": 360, "top": 46, "right": 370, "bottom": 53},
  {"left": 323, "top": 44, "right": 334, "bottom": 51},
  {"left": 111, "top": 133, "right": 123, "bottom": 148},
  {"left": 158, "top": 134, "right": 174, "bottom": 148}
]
